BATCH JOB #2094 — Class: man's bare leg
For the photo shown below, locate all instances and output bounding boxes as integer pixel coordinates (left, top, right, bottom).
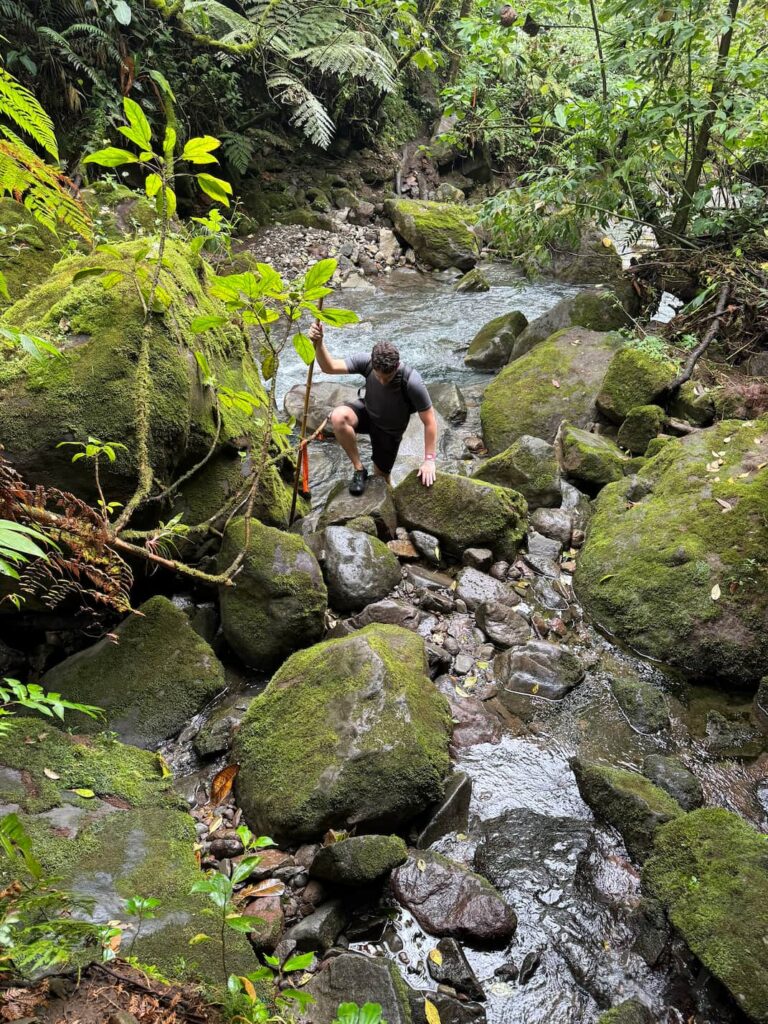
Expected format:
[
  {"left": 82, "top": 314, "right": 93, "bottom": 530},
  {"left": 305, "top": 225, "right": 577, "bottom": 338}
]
[{"left": 330, "top": 405, "right": 364, "bottom": 471}]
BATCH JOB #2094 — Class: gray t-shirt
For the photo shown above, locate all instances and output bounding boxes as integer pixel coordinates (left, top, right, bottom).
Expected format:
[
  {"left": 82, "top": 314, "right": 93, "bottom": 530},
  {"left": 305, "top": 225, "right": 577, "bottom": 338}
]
[{"left": 345, "top": 353, "right": 432, "bottom": 437}]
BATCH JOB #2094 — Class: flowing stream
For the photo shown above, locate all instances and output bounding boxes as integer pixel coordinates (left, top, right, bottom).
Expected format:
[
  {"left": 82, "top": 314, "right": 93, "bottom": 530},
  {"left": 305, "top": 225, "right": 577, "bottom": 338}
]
[{"left": 163, "top": 264, "right": 765, "bottom": 1024}]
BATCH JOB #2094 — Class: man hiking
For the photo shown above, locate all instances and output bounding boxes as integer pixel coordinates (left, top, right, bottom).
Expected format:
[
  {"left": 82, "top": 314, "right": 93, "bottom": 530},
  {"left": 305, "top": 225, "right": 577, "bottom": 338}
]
[{"left": 308, "top": 321, "right": 437, "bottom": 495}]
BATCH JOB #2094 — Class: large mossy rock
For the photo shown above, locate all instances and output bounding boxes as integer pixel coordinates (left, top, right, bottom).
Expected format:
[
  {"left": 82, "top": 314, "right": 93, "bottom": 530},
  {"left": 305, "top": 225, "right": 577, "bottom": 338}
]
[
  {"left": 218, "top": 517, "right": 327, "bottom": 669},
  {"left": 557, "top": 423, "right": 630, "bottom": 492},
  {"left": 480, "top": 328, "right": 622, "bottom": 454},
  {"left": 571, "top": 758, "right": 683, "bottom": 863},
  {"left": 0, "top": 719, "right": 254, "bottom": 984},
  {"left": 575, "top": 418, "right": 768, "bottom": 685},
  {"left": 472, "top": 435, "right": 561, "bottom": 509},
  {"left": 0, "top": 238, "right": 268, "bottom": 503},
  {"left": 596, "top": 347, "right": 678, "bottom": 424},
  {"left": 318, "top": 476, "right": 398, "bottom": 538},
  {"left": 384, "top": 198, "right": 479, "bottom": 270},
  {"left": 316, "top": 525, "right": 401, "bottom": 612},
  {"left": 394, "top": 470, "right": 527, "bottom": 561},
  {"left": 42, "top": 596, "right": 224, "bottom": 747},
  {"left": 617, "top": 405, "right": 667, "bottom": 455},
  {"left": 297, "top": 953, "right": 415, "bottom": 1024},
  {"left": 597, "top": 1000, "right": 654, "bottom": 1024},
  {"left": 234, "top": 625, "right": 452, "bottom": 842},
  {"left": 465, "top": 310, "right": 528, "bottom": 369},
  {"left": 512, "top": 288, "right": 635, "bottom": 359},
  {"left": 643, "top": 808, "right": 768, "bottom": 1023}
]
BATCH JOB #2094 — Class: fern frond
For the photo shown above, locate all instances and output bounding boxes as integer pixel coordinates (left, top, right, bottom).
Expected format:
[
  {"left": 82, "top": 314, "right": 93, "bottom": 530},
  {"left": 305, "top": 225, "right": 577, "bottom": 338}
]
[
  {"left": 266, "top": 71, "right": 334, "bottom": 148},
  {"left": 0, "top": 0, "right": 34, "bottom": 31},
  {"left": 36, "top": 27, "right": 101, "bottom": 84},
  {"left": 183, "top": 0, "right": 262, "bottom": 41},
  {"left": 219, "top": 131, "right": 256, "bottom": 174},
  {"left": 294, "top": 31, "right": 396, "bottom": 92},
  {"left": 0, "top": 67, "right": 58, "bottom": 159}
]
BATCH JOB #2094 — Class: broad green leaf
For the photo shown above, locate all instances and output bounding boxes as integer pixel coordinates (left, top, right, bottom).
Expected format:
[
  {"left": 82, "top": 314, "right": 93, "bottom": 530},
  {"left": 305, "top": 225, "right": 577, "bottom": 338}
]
[
  {"left": 83, "top": 147, "right": 138, "bottom": 167},
  {"left": 0, "top": 529, "right": 49, "bottom": 559},
  {"left": 182, "top": 135, "right": 222, "bottom": 163},
  {"left": 190, "top": 315, "right": 227, "bottom": 334},
  {"left": 145, "top": 173, "right": 162, "bottom": 197},
  {"left": 304, "top": 258, "right": 337, "bottom": 291},
  {"left": 283, "top": 951, "right": 315, "bottom": 972},
  {"left": 73, "top": 267, "right": 108, "bottom": 284},
  {"left": 112, "top": 0, "right": 132, "bottom": 25},
  {"left": 254, "top": 262, "right": 284, "bottom": 294},
  {"left": 102, "top": 271, "right": 125, "bottom": 290},
  {"left": 149, "top": 69, "right": 176, "bottom": 101},
  {"left": 123, "top": 96, "right": 152, "bottom": 150},
  {"left": 188, "top": 933, "right": 211, "bottom": 945},
  {"left": 293, "top": 331, "right": 314, "bottom": 366},
  {"left": 71, "top": 788, "right": 95, "bottom": 799},
  {"left": 196, "top": 173, "right": 232, "bottom": 206},
  {"left": 313, "top": 306, "right": 360, "bottom": 327}
]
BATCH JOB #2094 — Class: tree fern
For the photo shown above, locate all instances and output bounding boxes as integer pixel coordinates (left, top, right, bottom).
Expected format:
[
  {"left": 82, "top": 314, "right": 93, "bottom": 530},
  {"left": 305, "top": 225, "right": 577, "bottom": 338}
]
[
  {"left": 0, "top": 66, "right": 58, "bottom": 158},
  {"left": 220, "top": 130, "right": 256, "bottom": 174},
  {"left": 295, "top": 31, "right": 396, "bottom": 92},
  {"left": 267, "top": 72, "right": 335, "bottom": 148}
]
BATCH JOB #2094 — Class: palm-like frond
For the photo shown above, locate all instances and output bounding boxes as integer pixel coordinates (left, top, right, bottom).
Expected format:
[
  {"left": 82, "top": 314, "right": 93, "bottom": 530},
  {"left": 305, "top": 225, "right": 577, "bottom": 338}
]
[
  {"left": 183, "top": 0, "right": 262, "bottom": 42},
  {"left": 295, "top": 30, "right": 396, "bottom": 92},
  {"left": 267, "top": 71, "right": 335, "bottom": 148},
  {"left": 0, "top": 66, "right": 58, "bottom": 158}
]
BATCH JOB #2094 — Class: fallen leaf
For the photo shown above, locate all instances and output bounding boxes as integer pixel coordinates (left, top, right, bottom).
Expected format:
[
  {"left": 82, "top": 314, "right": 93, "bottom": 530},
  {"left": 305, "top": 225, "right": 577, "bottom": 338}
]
[
  {"left": 477, "top": 661, "right": 489, "bottom": 670},
  {"left": 428, "top": 948, "right": 443, "bottom": 966},
  {"left": 711, "top": 583, "right": 721, "bottom": 601},
  {"left": 715, "top": 498, "right": 733, "bottom": 511},
  {"left": 43, "top": 768, "right": 60, "bottom": 780},
  {"left": 245, "top": 879, "right": 285, "bottom": 898},
  {"left": 71, "top": 788, "right": 95, "bottom": 798},
  {"left": 601, "top": 236, "right": 613, "bottom": 248},
  {"left": 454, "top": 685, "right": 468, "bottom": 698},
  {"left": 723, "top": 436, "right": 732, "bottom": 443},
  {"left": 156, "top": 754, "right": 172, "bottom": 779},
  {"left": 463, "top": 676, "right": 477, "bottom": 689},
  {"left": 425, "top": 997, "right": 442, "bottom": 1024},
  {"left": 598, "top": 573, "right": 615, "bottom": 583},
  {"left": 188, "top": 933, "right": 211, "bottom": 945},
  {"left": 240, "top": 977, "right": 257, "bottom": 1000},
  {"left": 207, "top": 815, "right": 223, "bottom": 834},
  {"left": 417, "top": 858, "right": 427, "bottom": 872},
  {"left": 561, "top": 560, "right": 577, "bottom": 572},
  {"left": 551, "top": 379, "right": 561, "bottom": 388},
  {"left": 456, "top": 832, "right": 468, "bottom": 841},
  {"left": 531, "top": 683, "right": 540, "bottom": 695},
  {"left": 211, "top": 763, "right": 239, "bottom": 805}
]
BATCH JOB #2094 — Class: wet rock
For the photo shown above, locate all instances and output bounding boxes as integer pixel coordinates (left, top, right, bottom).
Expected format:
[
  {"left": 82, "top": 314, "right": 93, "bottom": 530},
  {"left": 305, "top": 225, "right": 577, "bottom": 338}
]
[
  {"left": 287, "top": 899, "right": 346, "bottom": 952},
  {"left": 494, "top": 640, "right": 584, "bottom": 701},
  {"left": 628, "top": 896, "right": 670, "bottom": 966},
  {"left": 610, "top": 674, "right": 669, "bottom": 734},
  {"left": 297, "top": 952, "right": 414, "bottom": 1024},
  {"left": 193, "top": 702, "right": 247, "bottom": 758},
  {"left": 391, "top": 850, "right": 516, "bottom": 946},
  {"left": 426, "top": 938, "right": 484, "bottom": 1000},
  {"left": 575, "top": 418, "right": 768, "bottom": 687},
  {"left": 455, "top": 267, "right": 490, "bottom": 293},
  {"left": 596, "top": 347, "right": 678, "bottom": 424},
  {"left": 526, "top": 530, "right": 563, "bottom": 561},
  {"left": 346, "top": 515, "right": 378, "bottom": 536},
  {"left": 465, "top": 310, "right": 528, "bottom": 369},
  {"left": 481, "top": 328, "right": 623, "bottom": 453},
  {"left": 388, "top": 537, "right": 420, "bottom": 560},
  {"left": 531, "top": 576, "right": 570, "bottom": 610},
  {"left": 411, "top": 530, "right": 442, "bottom": 565},
  {"left": 455, "top": 567, "right": 510, "bottom": 611},
  {"left": 384, "top": 198, "right": 479, "bottom": 271},
  {"left": 530, "top": 507, "right": 574, "bottom": 545},
  {"left": 571, "top": 758, "right": 683, "bottom": 862},
  {"left": 218, "top": 518, "right": 326, "bottom": 669},
  {"left": 234, "top": 625, "right": 451, "bottom": 841},
  {"left": 703, "top": 709, "right": 765, "bottom": 759},
  {"left": 434, "top": 676, "right": 504, "bottom": 750},
  {"left": 246, "top": 848, "right": 295, "bottom": 881},
  {"left": 489, "top": 561, "right": 509, "bottom": 580},
  {"left": 416, "top": 772, "right": 472, "bottom": 848},
  {"left": 319, "top": 476, "right": 398, "bottom": 538},
  {"left": 597, "top": 999, "right": 654, "bottom": 1024},
  {"left": 454, "top": 654, "right": 475, "bottom": 675},
  {"left": 284, "top": 381, "right": 358, "bottom": 437},
  {"left": 517, "top": 950, "right": 541, "bottom": 985},
  {"left": 642, "top": 755, "right": 703, "bottom": 812},
  {"left": 494, "top": 961, "right": 518, "bottom": 982},
  {"left": 310, "top": 835, "right": 408, "bottom": 886},
  {"left": 462, "top": 548, "right": 493, "bottom": 572},
  {"left": 411, "top": 991, "right": 486, "bottom": 1024},
  {"left": 512, "top": 288, "right": 634, "bottom": 358},
  {"left": 244, "top": 894, "right": 285, "bottom": 952},
  {"left": 473, "top": 435, "right": 561, "bottom": 509},
  {"left": 348, "top": 598, "right": 426, "bottom": 632},
  {"left": 557, "top": 423, "right": 629, "bottom": 491},
  {"left": 42, "top": 595, "right": 224, "bottom": 748},
  {"left": 643, "top": 808, "right": 768, "bottom": 1024},
  {"left": 617, "top": 404, "right": 667, "bottom": 455},
  {"left": 394, "top": 471, "right": 527, "bottom": 562},
  {"left": 755, "top": 676, "right": 768, "bottom": 732},
  {"left": 425, "top": 641, "right": 453, "bottom": 678},
  {"left": 475, "top": 601, "right": 531, "bottom": 648},
  {"left": 317, "top": 526, "right": 401, "bottom": 612},
  {"left": 421, "top": 591, "right": 455, "bottom": 615},
  {"left": 407, "top": 565, "right": 454, "bottom": 591},
  {"left": 429, "top": 382, "right": 468, "bottom": 425}
]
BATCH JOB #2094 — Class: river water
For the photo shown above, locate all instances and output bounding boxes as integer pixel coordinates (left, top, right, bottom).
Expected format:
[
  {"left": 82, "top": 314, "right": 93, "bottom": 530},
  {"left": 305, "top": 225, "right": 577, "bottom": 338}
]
[{"left": 164, "top": 264, "right": 764, "bottom": 1024}]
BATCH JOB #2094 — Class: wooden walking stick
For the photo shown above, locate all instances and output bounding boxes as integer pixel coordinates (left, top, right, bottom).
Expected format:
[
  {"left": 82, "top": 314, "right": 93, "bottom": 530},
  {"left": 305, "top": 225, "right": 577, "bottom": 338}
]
[{"left": 289, "top": 298, "right": 323, "bottom": 524}]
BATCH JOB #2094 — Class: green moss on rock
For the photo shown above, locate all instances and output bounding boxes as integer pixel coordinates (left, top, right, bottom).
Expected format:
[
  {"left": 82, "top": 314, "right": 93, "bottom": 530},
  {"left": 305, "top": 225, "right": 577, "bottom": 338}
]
[
  {"left": 473, "top": 435, "right": 561, "bottom": 509},
  {"left": 218, "top": 517, "right": 326, "bottom": 669},
  {"left": 42, "top": 595, "right": 225, "bottom": 748},
  {"left": 234, "top": 624, "right": 452, "bottom": 842},
  {"left": 384, "top": 198, "right": 479, "bottom": 271},
  {"left": 597, "top": 999, "right": 654, "bottom": 1024},
  {"left": 571, "top": 757, "right": 683, "bottom": 862},
  {"left": 558, "top": 423, "right": 629, "bottom": 492},
  {"left": 643, "top": 808, "right": 768, "bottom": 1023},
  {"left": 394, "top": 470, "right": 527, "bottom": 561},
  {"left": 465, "top": 310, "right": 528, "bottom": 370},
  {"left": 310, "top": 834, "right": 408, "bottom": 885},
  {"left": 596, "top": 347, "right": 678, "bottom": 424},
  {"left": 512, "top": 288, "right": 634, "bottom": 358},
  {"left": 480, "top": 327, "right": 623, "bottom": 454},
  {"left": 0, "top": 199, "right": 63, "bottom": 308},
  {"left": 670, "top": 381, "right": 715, "bottom": 427},
  {"left": 617, "top": 405, "right": 667, "bottom": 455},
  {"left": 575, "top": 418, "right": 768, "bottom": 685}
]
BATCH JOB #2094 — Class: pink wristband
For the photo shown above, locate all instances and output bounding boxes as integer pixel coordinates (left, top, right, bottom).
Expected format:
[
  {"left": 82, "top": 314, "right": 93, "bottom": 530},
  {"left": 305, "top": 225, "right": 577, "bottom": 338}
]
[{"left": 425, "top": 454, "right": 436, "bottom": 460}]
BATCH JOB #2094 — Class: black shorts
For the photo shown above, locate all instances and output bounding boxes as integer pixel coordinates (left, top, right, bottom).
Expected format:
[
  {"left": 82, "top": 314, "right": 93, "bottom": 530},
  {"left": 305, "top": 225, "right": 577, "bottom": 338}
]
[{"left": 349, "top": 399, "right": 404, "bottom": 476}]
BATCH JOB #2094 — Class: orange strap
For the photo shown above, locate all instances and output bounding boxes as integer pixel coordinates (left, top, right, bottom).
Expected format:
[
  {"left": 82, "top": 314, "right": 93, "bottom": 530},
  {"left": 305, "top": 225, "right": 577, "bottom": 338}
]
[{"left": 300, "top": 442, "right": 310, "bottom": 493}]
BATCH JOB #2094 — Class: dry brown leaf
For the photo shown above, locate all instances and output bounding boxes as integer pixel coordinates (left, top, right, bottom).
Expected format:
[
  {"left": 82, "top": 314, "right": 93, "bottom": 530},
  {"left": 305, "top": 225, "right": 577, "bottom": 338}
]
[
  {"left": 715, "top": 498, "right": 733, "bottom": 511},
  {"left": 244, "top": 878, "right": 286, "bottom": 898},
  {"left": 210, "top": 763, "right": 239, "bottom": 805},
  {"left": 551, "top": 379, "right": 561, "bottom": 388}
]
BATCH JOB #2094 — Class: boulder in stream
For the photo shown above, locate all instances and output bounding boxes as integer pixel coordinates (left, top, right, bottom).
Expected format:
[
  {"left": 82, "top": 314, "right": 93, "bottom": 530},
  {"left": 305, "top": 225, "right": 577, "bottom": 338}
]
[
  {"left": 494, "top": 640, "right": 584, "bottom": 701},
  {"left": 318, "top": 475, "right": 398, "bottom": 537},
  {"left": 597, "top": 1000, "right": 654, "bottom": 1024},
  {"left": 473, "top": 435, "right": 562, "bottom": 509},
  {"left": 575, "top": 418, "right": 768, "bottom": 686},
  {"left": 557, "top": 423, "right": 629, "bottom": 491},
  {"left": 313, "top": 525, "right": 401, "bottom": 612},
  {"left": 511, "top": 288, "right": 635, "bottom": 359},
  {"left": 394, "top": 471, "right": 527, "bottom": 561},
  {"left": 465, "top": 310, "right": 528, "bottom": 369},
  {"left": 310, "top": 834, "right": 408, "bottom": 885},
  {"left": 218, "top": 517, "right": 327, "bottom": 669},
  {"left": 642, "top": 755, "right": 703, "bottom": 811},
  {"left": 234, "top": 625, "right": 451, "bottom": 842},
  {"left": 297, "top": 952, "right": 415, "bottom": 1024},
  {"left": 384, "top": 198, "right": 479, "bottom": 270},
  {"left": 42, "top": 595, "right": 224, "bottom": 748},
  {"left": 480, "top": 328, "right": 623, "bottom": 454},
  {"left": 643, "top": 808, "right": 768, "bottom": 1024}
]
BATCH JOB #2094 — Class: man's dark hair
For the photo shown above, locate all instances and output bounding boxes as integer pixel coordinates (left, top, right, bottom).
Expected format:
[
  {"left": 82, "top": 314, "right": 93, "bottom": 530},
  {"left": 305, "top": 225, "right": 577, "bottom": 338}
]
[{"left": 371, "top": 340, "right": 400, "bottom": 375}]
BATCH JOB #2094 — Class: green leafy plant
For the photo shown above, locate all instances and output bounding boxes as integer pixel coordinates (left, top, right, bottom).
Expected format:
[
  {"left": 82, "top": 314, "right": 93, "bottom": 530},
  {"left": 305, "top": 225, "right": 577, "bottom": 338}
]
[
  {"left": 226, "top": 951, "right": 316, "bottom": 1023},
  {"left": 57, "top": 436, "right": 127, "bottom": 520},
  {"left": 0, "top": 520, "right": 58, "bottom": 589},
  {"left": 0, "top": 678, "right": 102, "bottom": 736},
  {"left": 124, "top": 895, "right": 161, "bottom": 956},
  {"left": 333, "top": 1002, "right": 388, "bottom": 1024}
]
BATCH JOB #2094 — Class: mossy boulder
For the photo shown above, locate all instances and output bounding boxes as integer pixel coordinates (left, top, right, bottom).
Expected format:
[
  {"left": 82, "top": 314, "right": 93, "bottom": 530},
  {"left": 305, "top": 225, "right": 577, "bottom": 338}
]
[
  {"left": 575, "top": 418, "right": 768, "bottom": 685},
  {"left": 596, "top": 347, "right": 678, "bottom": 424},
  {"left": 0, "top": 238, "right": 268, "bottom": 503},
  {"left": 473, "top": 435, "right": 561, "bottom": 509},
  {"left": 394, "top": 470, "right": 527, "bottom": 561},
  {"left": 0, "top": 720, "right": 254, "bottom": 984},
  {"left": 571, "top": 758, "right": 683, "bottom": 862},
  {"left": 550, "top": 229, "right": 625, "bottom": 286},
  {"left": 42, "top": 596, "right": 224, "bottom": 748},
  {"left": 597, "top": 999, "right": 654, "bottom": 1024},
  {"left": 464, "top": 310, "right": 528, "bottom": 370},
  {"left": 480, "top": 327, "right": 623, "bottom": 454},
  {"left": 512, "top": 288, "right": 635, "bottom": 359},
  {"left": 310, "top": 834, "right": 408, "bottom": 885},
  {"left": 557, "top": 424, "right": 630, "bottom": 492},
  {"left": 454, "top": 267, "right": 490, "bottom": 293},
  {"left": 384, "top": 198, "right": 479, "bottom": 271},
  {"left": 233, "top": 625, "right": 452, "bottom": 842},
  {"left": 643, "top": 808, "right": 768, "bottom": 1023},
  {"left": 218, "top": 517, "right": 327, "bottom": 669},
  {"left": 319, "top": 476, "right": 398, "bottom": 538},
  {"left": 610, "top": 673, "right": 668, "bottom": 734},
  {"left": 0, "top": 199, "right": 64, "bottom": 308},
  {"left": 670, "top": 380, "right": 715, "bottom": 427},
  {"left": 617, "top": 405, "right": 667, "bottom": 455}
]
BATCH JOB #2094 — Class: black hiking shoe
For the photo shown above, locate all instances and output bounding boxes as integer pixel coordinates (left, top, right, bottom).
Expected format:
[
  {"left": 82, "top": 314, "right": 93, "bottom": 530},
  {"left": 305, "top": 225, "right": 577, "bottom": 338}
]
[{"left": 349, "top": 467, "right": 368, "bottom": 496}]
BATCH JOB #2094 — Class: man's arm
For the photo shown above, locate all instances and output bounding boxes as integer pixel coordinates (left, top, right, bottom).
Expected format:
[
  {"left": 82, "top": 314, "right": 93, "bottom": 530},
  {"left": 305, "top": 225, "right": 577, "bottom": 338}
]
[
  {"left": 308, "top": 321, "right": 347, "bottom": 374},
  {"left": 417, "top": 407, "right": 438, "bottom": 487}
]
